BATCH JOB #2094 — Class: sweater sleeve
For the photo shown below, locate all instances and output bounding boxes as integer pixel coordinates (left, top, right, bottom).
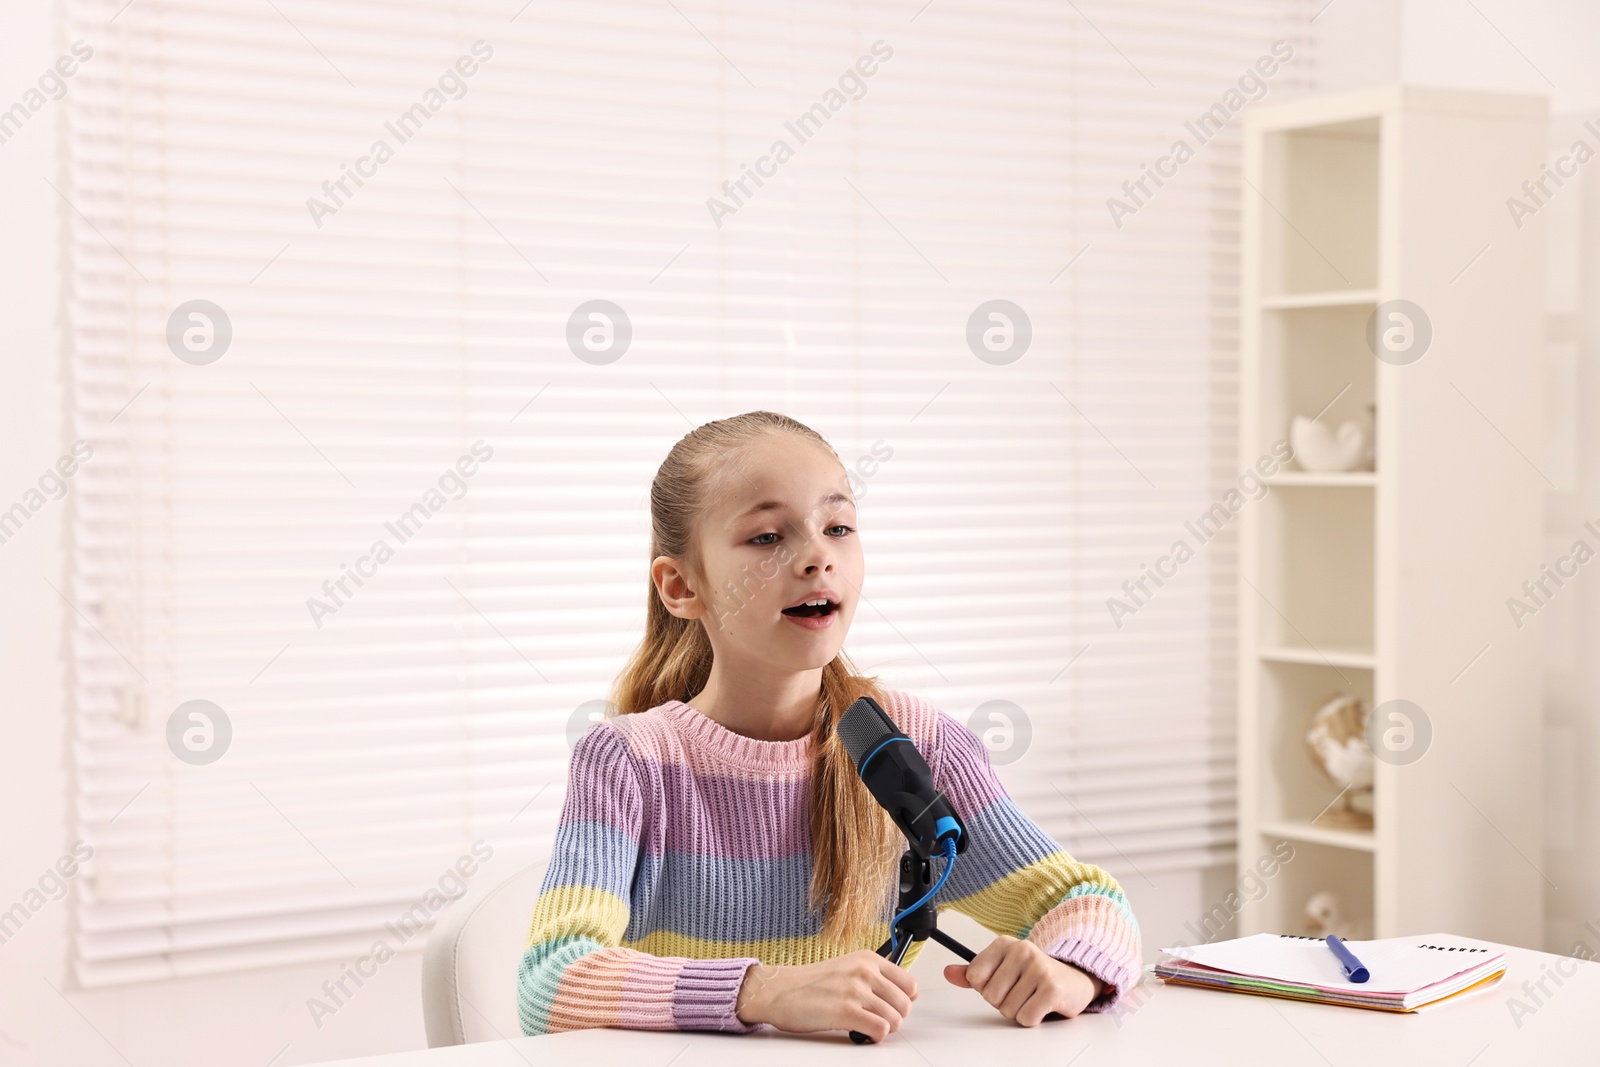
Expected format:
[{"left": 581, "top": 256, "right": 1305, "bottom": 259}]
[
  {"left": 928, "top": 709, "right": 1143, "bottom": 1011},
  {"left": 517, "top": 722, "right": 766, "bottom": 1035}
]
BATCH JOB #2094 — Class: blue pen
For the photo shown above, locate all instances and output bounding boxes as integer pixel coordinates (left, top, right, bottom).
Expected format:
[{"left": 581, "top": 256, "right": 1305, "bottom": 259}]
[{"left": 1325, "top": 934, "right": 1370, "bottom": 983}]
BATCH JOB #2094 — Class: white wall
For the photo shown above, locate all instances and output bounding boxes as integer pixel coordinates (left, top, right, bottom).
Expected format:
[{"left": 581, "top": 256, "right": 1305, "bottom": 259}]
[
  {"left": 1399, "top": 0, "right": 1600, "bottom": 112},
  {"left": 1315, "top": 0, "right": 1600, "bottom": 112}
]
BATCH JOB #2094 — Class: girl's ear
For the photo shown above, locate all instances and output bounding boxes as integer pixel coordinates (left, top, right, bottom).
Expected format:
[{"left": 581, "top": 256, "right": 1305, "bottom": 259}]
[{"left": 651, "top": 555, "right": 703, "bottom": 619}]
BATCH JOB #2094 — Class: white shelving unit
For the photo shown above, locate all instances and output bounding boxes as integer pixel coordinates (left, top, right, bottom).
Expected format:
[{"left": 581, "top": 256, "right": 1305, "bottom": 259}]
[{"left": 1237, "top": 87, "right": 1548, "bottom": 947}]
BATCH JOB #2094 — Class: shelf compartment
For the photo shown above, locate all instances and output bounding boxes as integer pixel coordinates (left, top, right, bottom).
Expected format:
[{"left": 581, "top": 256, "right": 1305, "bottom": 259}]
[
  {"left": 1246, "top": 835, "right": 1375, "bottom": 939},
  {"left": 1255, "top": 659, "right": 1375, "bottom": 831},
  {"left": 1258, "top": 302, "right": 1377, "bottom": 468},
  {"left": 1254, "top": 487, "right": 1374, "bottom": 653},
  {"left": 1259, "top": 117, "right": 1379, "bottom": 297}
]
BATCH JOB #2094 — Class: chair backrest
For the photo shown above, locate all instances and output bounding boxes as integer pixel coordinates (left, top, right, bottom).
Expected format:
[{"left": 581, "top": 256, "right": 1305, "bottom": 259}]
[{"left": 421, "top": 855, "right": 550, "bottom": 1046}]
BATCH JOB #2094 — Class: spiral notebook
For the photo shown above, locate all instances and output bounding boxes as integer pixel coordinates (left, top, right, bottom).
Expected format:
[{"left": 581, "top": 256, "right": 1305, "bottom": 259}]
[{"left": 1153, "top": 933, "right": 1508, "bottom": 1012}]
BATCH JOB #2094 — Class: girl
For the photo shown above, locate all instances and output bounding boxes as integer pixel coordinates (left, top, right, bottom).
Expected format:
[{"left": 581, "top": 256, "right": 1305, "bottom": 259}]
[{"left": 517, "top": 411, "right": 1141, "bottom": 1039}]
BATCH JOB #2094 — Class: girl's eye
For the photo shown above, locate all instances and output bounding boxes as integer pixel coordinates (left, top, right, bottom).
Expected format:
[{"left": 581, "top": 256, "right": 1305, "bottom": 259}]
[{"left": 748, "top": 525, "right": 854, "bottom": 546}]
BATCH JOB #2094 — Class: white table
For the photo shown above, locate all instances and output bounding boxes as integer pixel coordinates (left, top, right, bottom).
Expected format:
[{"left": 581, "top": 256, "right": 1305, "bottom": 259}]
[{"left": 310, "top": 941, "right": 1596, "bottom": 1066}]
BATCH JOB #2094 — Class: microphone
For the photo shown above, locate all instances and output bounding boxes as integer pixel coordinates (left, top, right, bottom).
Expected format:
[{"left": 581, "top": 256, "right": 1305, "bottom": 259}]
[{"left": 837, "top": 696, "right": 967, "bottom": 859}]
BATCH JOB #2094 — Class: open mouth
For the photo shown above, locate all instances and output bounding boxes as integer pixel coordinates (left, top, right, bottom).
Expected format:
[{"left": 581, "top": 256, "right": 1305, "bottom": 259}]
[{"left": 781, "top": 600, "right": 839, "bottom": 619}]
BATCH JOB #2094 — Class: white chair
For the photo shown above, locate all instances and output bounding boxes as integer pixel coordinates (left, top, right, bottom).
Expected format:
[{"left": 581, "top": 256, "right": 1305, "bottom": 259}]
[{"left": 421, "top": 856, "right": 550, "bottom": 1046}]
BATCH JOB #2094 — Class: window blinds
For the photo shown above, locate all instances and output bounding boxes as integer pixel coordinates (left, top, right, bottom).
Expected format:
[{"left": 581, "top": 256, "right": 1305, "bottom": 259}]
[{"left": 63, "top": 0, "right": 1310, "bottom": 984}]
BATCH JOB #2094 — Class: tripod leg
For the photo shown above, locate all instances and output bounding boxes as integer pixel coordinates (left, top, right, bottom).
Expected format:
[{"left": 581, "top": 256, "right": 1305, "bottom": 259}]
[{"left": 927, "top": 927, "right": 975, "bottom": 962}]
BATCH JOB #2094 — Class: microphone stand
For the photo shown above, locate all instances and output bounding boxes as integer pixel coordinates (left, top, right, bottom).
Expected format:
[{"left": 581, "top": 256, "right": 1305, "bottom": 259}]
[
  {"left": 847, "top": 847, "right": 1065, "bottom": 1044},
  {"left": 836, "top": 699, "right": 1065, "bottom": 1044}
]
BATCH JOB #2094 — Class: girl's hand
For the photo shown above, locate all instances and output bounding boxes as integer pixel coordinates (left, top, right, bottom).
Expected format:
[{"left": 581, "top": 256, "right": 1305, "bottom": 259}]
[
  {"left": 942, "top": 934, "right": 1104, "bottom": 1025},
  {"left": 736, "top": 950, "right": 919, "bottom": 1040}
]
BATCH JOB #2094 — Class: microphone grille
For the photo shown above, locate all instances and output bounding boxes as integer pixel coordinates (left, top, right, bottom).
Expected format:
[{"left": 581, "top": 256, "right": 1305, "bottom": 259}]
[{"left": 837, "top": 695, "right": 899, "bottom": 767}]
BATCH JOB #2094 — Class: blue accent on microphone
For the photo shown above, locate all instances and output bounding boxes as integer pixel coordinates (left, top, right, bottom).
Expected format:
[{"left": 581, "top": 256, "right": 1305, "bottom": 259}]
[
  {"left": 934, "top": 816, "right": 961, "bottom": 846},
  {"left": 859, "top": 735, "right": 914, "bottom": 777}
]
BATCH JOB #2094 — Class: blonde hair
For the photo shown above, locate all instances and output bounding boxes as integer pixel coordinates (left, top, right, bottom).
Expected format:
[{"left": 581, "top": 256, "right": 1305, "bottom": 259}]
[{"left": 608, "top": 410, "right": 902, "bottom": 950}]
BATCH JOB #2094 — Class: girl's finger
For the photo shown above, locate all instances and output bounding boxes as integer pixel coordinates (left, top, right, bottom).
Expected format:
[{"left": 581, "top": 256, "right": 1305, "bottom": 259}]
[
  {"left": 1016, "top": 988, "right": 1056, "bottom": 1027},
  {"left": 855, "top": 984, "right": 905, "bottom": 1037},
  {"left": 965, "top": 941, "right": 1008, "bottom": 989},
  {"left": 979, "top": 947, "right": 1025, "bottom": 1008},
  {"left": 848, "top": 1002, "right": 894, "bottom": 1043},
  {"left": 997, "top": 966, "right": 1038, "bottom": 1020},
  {"left": 878, "top": 958, "right": 919, "bottom": 1001},
  {"left": 871, "top": 968, "right": 916, "bottom": 1019}
]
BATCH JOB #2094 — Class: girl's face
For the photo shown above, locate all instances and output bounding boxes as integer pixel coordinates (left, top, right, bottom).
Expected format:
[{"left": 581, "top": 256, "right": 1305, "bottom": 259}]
[{"left": 659, "top": 434, "right": 862, "bottom": 671}]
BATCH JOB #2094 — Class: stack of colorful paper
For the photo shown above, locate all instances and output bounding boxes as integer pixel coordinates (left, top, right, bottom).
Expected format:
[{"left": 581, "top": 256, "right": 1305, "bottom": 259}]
[{"left": 1153, "top": 932, "right": 1507, "bottom": 1012}]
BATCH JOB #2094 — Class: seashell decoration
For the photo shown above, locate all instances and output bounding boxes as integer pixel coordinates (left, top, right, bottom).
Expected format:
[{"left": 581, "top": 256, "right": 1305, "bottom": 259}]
[{"left": 1289, "top": 403, "right": 1375, "bottom": 472}]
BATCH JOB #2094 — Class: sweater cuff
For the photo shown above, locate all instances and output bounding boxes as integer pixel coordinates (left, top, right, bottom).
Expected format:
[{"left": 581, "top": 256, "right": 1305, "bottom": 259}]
[
  {"left": 1050, "top": 939, "right": 1138, "bottom": 1012},
  {"left": 673, "top": 957, "right": 766, "bottom": 1033}
]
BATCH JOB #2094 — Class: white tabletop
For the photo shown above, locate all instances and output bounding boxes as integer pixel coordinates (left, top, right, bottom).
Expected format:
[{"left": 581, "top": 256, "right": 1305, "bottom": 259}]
[{"left": 310, "top": 941, "right": 1595, "bottom": 1066}]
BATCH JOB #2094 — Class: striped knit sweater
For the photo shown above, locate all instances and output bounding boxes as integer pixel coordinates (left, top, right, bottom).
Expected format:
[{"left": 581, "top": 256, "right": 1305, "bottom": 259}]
[{"left": 516, "top": 687, "right": 1142, "bottom": 1035}]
